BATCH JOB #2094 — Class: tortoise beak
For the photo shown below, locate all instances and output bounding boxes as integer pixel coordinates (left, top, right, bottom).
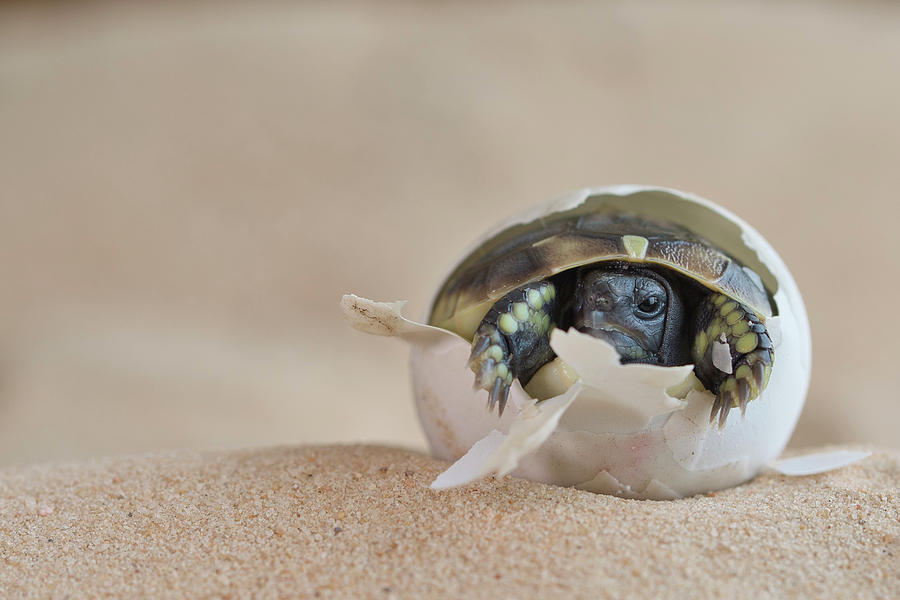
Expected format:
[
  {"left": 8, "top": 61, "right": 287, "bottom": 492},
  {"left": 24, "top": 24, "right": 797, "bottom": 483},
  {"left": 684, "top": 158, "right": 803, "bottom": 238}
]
[{"left": 576, "top": 314, "right": 654, "bottom": 362}]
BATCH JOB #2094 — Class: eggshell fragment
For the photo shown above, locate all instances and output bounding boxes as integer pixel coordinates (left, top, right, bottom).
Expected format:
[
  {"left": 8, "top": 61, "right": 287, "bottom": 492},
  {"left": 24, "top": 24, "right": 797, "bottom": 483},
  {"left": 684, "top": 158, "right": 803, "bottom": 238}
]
[
  {"left": 712, "top": 336, "right": 733, "bottom": 374},
  {"left": 431, "top": 385, "right": 579, "bottom": 490},
  {"left": 340, "top": 294, "right": 456, "bottom": 349},
  {"left": 768, "top": 450, "right": 872, "bottom": 476},
  {"left": 550, "top": 329, "right": 692, "bottom": 434}
]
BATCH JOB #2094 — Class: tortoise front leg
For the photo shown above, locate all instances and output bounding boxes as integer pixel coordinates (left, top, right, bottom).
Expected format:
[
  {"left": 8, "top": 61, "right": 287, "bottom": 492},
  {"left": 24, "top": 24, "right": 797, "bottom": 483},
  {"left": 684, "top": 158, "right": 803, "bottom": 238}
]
[
  {"left": 692, "top": 294, "right": 774, "bottom": 429},
  {"left": 468, "top": 281, "right": 558, "bottom": 416}
]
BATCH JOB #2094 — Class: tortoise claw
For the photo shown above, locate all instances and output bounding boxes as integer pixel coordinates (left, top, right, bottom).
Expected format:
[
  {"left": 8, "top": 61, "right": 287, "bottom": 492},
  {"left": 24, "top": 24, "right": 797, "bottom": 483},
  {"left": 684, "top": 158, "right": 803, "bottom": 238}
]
[
  {"left": 717, "top": 395, "right": 733, "bottom": 430},
  {"left": 709, "top": 349, "right": 773, "bottom": 428},
  {"left": 752, "top": 362, "right": 766, "bottom": 395},
  {"left": 468, "top": 281, "right": 559, "bottom": 418},
  {"left": 489, "top": 377, "right": 502, "bottom": 410},
  {"left": 737, "top": 379, "right": 750, "bottom": 417},
  {"left": 468, "top": 325, "right": 514, "bottom": 416},
  {"left": 467, "top": 335, "right": 491, "bottom": 368},
  {"left": 483, "top": 370, "right": 511, "bottom": 417},
  {"left": 491, "top": 378, "right": 511, "bottom": 417},
  {"left": 693, "top": 293, "right": 775, "bottom": 428},
  {"left": 709, "top": 395, "right": 722, "bottom": 426}
]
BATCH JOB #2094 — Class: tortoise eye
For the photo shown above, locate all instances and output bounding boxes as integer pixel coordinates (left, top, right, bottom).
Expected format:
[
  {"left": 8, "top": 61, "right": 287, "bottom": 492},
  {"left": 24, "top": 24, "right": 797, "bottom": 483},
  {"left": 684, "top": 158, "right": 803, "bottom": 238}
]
[{"left": 635, "top": 296, "right": 664, "bottom": 319}]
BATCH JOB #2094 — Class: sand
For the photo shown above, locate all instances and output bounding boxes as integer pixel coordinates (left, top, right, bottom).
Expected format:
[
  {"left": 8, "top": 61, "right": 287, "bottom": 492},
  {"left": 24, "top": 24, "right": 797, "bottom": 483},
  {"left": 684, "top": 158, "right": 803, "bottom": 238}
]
[
  {"left": 0, "top": 445, "right": 896, "bottom": 598},
  {"left": 3, "top": 2, "right": 900, "bottom": 469}
]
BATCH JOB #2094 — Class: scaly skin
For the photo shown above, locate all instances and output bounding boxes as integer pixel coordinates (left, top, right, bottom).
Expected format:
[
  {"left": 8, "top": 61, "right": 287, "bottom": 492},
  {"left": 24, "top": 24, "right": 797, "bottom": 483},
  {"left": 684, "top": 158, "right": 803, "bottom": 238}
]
[
  {"left": 467, "top": 281, "right": 557, "bottom": 416},
  {"left": 692, "top": 293, "right": 774, "bottom": 429}
]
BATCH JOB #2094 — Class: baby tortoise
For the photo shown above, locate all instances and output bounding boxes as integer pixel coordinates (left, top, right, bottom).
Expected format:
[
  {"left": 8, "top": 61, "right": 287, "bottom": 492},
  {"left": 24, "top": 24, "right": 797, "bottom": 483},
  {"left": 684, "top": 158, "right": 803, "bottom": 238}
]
[{"left": 429, "top": 210, "right": 774, "bottom": 428}]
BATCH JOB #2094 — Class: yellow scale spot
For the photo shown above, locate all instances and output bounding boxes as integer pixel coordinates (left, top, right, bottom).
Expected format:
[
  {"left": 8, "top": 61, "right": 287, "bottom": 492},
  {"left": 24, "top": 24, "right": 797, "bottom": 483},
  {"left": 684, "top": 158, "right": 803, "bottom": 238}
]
[
  {"left": 725, "top": 310, "right": 743, "bottom": 326},
  {"left": 732, "top": 321, "right": 750, "bottom": 335},
  {"left": 488, "top": 345, "right": 504, "bottom": 362},
  {"left": 541, "top": 314, "right": 551, "bottom": 332},
  {"left": 499, "top": 313, "right": 518, "bottom": 334},
  {"left": 496, "top": 363, "right": 509, "bottom": 379},
  {"left": 714, "top": 295, "right": 728, "bottom": 306},
  {"left": 542, "top": 285, "right": 554, "bottom": 301},
  {"left": 735, "top": 364, "right": 752, "bottom": 380},
  {"left": 735, "top": 333, "right": 758, "bottom": 354},
  {"left": 719, "top": 301, "right": 737, "bottom": 316},
  {"left": 707, "top": 321, "right": 722, "bottom": 340},
  {"left": 622, "top": 235, "right": 649, "bottom": 260},
  {"left": 695, "top": 331, "right": 708, "bottom": 356},
  {"left": 527, "top": 289, "right": 544, "bottom": 309},
  {"left": 512, "top": 302, "right": 530, "bottom": 321}
]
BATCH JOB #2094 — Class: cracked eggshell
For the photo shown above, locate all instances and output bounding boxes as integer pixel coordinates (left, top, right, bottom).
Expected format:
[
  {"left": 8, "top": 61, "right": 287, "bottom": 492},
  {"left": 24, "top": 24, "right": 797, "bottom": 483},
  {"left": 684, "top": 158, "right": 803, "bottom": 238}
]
[{"left": 409, "top": 186, "right": 811, "bottom": 499}]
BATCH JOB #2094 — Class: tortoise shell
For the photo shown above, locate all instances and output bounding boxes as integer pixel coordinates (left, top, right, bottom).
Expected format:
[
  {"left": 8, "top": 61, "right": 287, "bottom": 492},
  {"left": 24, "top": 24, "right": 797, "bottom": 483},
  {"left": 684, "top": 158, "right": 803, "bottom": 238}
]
[{"left": 429, "top": 206, "right": 772, "bottom": 341}]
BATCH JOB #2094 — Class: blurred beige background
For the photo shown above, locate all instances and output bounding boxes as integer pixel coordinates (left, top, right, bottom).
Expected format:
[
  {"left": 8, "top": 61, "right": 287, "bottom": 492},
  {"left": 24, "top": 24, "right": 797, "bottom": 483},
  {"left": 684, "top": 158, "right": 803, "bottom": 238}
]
[{"left": 0, "top": 1, "right": 897, "bottom": 466}]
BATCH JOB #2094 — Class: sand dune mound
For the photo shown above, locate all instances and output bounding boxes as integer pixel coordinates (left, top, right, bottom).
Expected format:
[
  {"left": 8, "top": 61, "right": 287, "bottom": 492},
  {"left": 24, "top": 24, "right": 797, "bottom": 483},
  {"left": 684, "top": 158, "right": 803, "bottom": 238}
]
[{"left": 0, "top": 444, "right": 896, "bottom": 598}]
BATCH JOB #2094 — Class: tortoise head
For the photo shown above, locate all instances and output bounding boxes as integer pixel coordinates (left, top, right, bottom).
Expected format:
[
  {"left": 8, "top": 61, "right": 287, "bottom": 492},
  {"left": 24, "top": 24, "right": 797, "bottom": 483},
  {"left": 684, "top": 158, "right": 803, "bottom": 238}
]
[{"left": 572, "top": 264, "right": 687, "bottom": 366}]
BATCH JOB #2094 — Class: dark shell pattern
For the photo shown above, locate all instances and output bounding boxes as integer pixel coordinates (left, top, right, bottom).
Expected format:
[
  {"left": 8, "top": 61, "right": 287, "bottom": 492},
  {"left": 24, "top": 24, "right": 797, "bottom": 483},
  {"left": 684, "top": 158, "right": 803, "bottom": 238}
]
[{"left": 430, "top": 209, "right": 772, "bottom": 340}]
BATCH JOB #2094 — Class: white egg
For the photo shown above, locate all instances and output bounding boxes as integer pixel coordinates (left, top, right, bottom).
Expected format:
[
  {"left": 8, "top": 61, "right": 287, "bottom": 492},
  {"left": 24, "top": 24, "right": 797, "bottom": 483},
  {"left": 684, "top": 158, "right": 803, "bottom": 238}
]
[{"left": 343, "top": 186, "right": 813, "bottom": 499}]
